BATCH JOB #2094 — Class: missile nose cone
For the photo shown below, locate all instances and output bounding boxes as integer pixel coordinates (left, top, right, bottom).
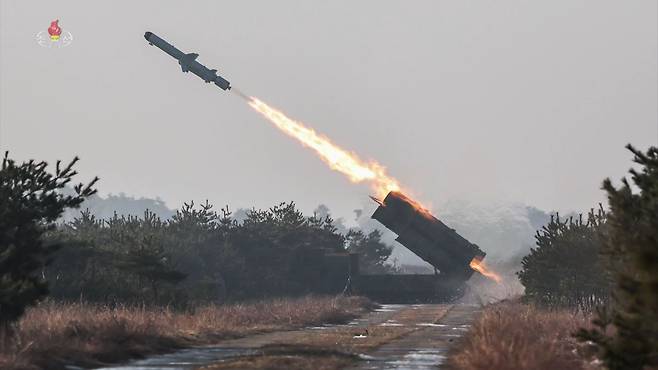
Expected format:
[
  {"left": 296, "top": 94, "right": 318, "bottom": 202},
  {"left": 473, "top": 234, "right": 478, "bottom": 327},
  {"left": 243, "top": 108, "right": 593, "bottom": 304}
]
[{"left": 144, "top": 31, "right": 153, "bottom": 41}]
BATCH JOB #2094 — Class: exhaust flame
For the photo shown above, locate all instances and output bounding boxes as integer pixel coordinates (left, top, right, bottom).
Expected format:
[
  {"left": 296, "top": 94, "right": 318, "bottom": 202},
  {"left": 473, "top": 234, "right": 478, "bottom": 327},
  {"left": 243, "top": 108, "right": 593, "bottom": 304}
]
[
  {"left": 245, "top": 96, "right": 404, "bottom": 199},
  {"left": 470, "top": 257, "right": 502, "bottom": 283}
]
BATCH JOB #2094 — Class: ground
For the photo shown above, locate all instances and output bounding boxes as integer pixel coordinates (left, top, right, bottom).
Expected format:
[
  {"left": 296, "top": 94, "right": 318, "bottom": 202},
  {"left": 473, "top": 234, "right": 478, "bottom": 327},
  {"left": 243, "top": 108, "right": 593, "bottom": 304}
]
[{"left": 99, "top": 303, "right": 480, "bottom": 370}]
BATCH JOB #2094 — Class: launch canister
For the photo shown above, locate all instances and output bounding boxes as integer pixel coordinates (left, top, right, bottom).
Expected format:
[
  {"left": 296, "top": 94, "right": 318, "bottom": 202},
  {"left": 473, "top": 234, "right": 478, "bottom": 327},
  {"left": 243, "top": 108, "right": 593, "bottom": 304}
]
[
  {"left": 371, "top": 191, "right": 486, "bottom": 281},
  {"left": 144, "top": 31, "right": 231, "bottom": 91}
]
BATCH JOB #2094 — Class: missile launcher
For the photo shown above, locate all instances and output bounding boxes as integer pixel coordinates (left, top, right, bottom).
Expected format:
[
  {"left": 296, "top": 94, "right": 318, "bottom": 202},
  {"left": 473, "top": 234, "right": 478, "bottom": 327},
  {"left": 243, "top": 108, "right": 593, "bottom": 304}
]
[{"left": 371, "top": 191, "right": 485, "bottom": 281}]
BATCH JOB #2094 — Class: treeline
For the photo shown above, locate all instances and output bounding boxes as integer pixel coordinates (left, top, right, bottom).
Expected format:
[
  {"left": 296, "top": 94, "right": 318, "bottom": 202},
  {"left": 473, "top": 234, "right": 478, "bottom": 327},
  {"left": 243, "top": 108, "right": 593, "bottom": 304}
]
[
  {"left": 517, "top": 145, "right": 658, "bottom": 370},
  {"left": 45, "top": 201, "right": 395, "bottom": 305}
]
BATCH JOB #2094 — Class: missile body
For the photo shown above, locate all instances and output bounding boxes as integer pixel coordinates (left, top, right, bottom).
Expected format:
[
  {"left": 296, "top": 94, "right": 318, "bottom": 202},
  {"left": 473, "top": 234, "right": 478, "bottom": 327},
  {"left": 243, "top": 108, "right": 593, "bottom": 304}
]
[{"left": 144, "top": 31, "right": 231, "bottom": 90}]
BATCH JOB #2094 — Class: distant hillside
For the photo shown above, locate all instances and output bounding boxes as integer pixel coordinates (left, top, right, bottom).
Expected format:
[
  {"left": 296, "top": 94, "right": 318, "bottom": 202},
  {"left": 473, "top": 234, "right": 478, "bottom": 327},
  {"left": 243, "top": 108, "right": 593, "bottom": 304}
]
[{"left": 61, "top": 192, "right": 176, "bottom": 221}]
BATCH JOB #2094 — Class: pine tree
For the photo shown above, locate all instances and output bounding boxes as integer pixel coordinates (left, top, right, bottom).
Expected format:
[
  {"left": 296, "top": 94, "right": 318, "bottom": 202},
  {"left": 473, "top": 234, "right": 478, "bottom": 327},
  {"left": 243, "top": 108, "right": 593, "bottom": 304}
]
[
  {"left": 577, "top": 145, "right": 658, "bottom": 369},
  {"left": 114, "top": 210, "right": 186, "bottom": 303},
  {"left": 517, "top": 210, "right": 608, "bottom": 310},
  {"left": 0, "top": 152, "right": 97, "bottom": 328},
  {"left": 346, "top": 229, "right": 394, "bottom": 274}
]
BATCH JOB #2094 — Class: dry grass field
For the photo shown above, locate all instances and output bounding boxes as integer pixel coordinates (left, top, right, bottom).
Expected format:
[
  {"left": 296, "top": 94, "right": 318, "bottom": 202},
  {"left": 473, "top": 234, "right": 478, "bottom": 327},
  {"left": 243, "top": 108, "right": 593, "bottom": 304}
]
[
  {"left": 447, "top": 301, "right": 602, "bottom": 370},
  {"left": 0, "top": 295, "right": 372, "bottom": 370}
]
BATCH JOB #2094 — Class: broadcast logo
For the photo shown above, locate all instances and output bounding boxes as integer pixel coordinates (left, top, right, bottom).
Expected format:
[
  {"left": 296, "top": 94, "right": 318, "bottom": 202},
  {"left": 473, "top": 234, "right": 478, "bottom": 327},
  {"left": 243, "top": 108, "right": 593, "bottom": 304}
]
[{"left": 36, "top": 20, "right": 73, "bottom": 48}]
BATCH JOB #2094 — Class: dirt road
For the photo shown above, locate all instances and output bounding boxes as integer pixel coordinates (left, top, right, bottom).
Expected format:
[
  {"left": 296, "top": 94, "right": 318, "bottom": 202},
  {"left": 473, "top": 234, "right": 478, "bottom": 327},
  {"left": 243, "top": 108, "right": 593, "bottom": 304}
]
[
  {"left": 352, "top": 304, "right": 481, "bottom": 369},
  {"left": 98, "top": 304, "right": 481, "bottom": 370}
]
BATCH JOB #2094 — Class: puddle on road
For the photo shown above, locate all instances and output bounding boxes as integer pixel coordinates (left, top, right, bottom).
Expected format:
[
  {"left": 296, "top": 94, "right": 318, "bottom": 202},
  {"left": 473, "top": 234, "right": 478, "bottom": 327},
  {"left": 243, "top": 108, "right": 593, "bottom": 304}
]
[
  {"left": 416, "top": 323, "right": 447, "bottom": 327},
  {"left": 95, "top": 347, "right": 255, "bottom": 370},
  {"left": 359, "top": 348, "right": 448, "bottom": 370},
  {"left": 379, "top": 319, "right": 404, "bottom": 327},
  {"left": 374, "top": 304, "right": 406, "bottom": 313},
  {"left": 387, "top": 349, "right": 447, "bottom": 369}
]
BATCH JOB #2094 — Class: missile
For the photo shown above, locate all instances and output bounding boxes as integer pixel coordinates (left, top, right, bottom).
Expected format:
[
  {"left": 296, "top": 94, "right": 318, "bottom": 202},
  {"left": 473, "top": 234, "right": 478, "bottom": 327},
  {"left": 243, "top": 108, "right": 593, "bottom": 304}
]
[{"left": 144, "top": 31, "right": 231, "bottom": 91}]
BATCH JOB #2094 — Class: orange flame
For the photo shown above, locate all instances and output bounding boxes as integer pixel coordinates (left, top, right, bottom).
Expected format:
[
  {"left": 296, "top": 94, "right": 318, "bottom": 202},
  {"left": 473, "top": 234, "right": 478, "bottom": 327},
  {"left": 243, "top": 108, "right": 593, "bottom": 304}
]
[
  {"left": 247, "top": 96, "right": 406, "bottom": 199},
  {"left": 470, "top": 257, "right": 502, "bottom": 283}
]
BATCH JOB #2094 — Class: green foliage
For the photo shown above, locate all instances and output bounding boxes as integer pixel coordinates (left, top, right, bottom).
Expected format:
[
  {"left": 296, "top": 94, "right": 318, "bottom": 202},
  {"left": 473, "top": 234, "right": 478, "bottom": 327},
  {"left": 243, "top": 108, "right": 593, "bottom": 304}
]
[
  {"left": 46, "top": 201, "right": 373, "bottom": 304},
  {"left": 577, "top": 145, "right": 658, "bottom": 370},
  {"left": 219, "top": 202, "right": 347, "bottom": 299},
  {"left": 517, "top": 209, "right": 609, "bottom": 311},
  {"left": 345, "top": 229, "right": 395, "bottom": 274},
  {"left": 47, "top": 208, "right": 199, "bottom": 304},
  {"left": 113, "top": 211, "right": 187, "bottom": 302},
  {"left": 0, "top": 152, "right": 97, "bottom": 326}
]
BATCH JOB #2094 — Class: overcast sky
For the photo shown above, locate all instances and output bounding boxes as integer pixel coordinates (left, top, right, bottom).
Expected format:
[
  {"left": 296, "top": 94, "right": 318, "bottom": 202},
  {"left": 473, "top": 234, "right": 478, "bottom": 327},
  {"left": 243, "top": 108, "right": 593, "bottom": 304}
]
[{"left": 1, "top": 1, "right": 656, "bottom": 221}]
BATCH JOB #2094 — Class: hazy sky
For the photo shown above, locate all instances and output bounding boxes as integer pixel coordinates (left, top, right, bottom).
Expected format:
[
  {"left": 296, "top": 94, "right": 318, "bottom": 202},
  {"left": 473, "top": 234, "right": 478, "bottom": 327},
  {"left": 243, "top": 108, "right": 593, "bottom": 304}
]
[{"left": 1, "top": 1, "right": 656, "bottom": 222}]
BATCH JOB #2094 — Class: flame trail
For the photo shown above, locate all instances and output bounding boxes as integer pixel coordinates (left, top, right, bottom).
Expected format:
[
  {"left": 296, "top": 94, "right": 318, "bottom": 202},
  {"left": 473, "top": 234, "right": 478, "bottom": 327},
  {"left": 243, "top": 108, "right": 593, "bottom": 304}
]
[
  {"left": 239, "top": 93, "right": 405, "bottom": 200},
  {"left": 234, "top": 90, "right": 500, "bottom": 283}
]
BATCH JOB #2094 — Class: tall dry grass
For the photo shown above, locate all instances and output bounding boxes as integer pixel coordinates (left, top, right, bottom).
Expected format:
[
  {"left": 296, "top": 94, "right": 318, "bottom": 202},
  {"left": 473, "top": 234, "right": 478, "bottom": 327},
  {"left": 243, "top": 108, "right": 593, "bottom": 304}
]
[
  {"left": 0, "top": 295, "right": 371, "bottom": 370},
  {"left": 448, "top": 301, "right": 601, "bottom": 370}
]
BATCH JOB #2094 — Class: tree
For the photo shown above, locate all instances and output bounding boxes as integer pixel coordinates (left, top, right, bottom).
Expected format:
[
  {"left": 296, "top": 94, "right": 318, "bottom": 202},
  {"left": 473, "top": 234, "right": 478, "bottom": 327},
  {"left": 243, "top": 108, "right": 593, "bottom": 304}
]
[
  {"left": 44, "top": 209, "right": 113, "bottom": 301},
  {"left": 346, "top": 229, "right": 395, "bottom": 274},
  {"left": 0, "top": 152, "right": 97, "bottom": 328},
  {"left": 116, "top": 241, "right": 186, "bottom": 302},
  {"left": 517, "top": 209, "right": 608, "bottom": 310},
  {"left": 114, "top": 210, "right": 186, "bottom": 303},
  {"left": 577, "top": 145, "right": 658, "bottom": 370},
  {"left": 221, "top": 202, "right": 347, "bottom": 298},
  {"left": 166, "top": 201, "right": 222, "bottom": 303}
]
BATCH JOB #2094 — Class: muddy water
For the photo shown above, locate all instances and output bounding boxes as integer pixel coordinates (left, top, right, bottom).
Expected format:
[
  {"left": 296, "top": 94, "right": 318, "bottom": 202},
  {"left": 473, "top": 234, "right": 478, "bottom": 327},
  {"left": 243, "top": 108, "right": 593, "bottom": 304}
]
[{"left": 94, "top": 304, "right": 408, "bottom": 370}]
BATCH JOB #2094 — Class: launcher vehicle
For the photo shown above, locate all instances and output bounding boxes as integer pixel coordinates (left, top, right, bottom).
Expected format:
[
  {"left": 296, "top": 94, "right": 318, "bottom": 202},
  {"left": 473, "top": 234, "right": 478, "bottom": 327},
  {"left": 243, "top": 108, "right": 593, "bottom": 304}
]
[{"left": 347, "top": 191, "right": 487, "bottom": 302}]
